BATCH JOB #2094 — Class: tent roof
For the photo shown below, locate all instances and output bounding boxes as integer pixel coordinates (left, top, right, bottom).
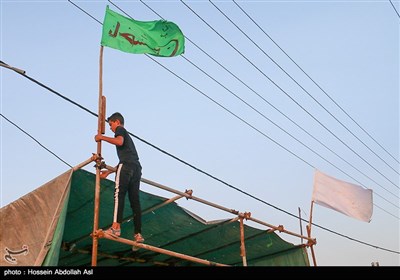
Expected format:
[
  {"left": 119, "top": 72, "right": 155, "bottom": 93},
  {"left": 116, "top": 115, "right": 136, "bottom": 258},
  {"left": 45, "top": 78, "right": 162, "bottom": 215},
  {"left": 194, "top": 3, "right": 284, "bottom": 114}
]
[{"left": 1, "top": 169, "right": 309, "bottom": 266}]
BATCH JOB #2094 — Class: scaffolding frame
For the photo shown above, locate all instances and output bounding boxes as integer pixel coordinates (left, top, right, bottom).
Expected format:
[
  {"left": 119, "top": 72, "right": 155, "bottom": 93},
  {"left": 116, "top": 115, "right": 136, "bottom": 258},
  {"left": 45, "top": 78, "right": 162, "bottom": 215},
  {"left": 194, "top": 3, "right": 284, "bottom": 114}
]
[{"left": 76, "top": 156, "right": 317, "bottom": 266}]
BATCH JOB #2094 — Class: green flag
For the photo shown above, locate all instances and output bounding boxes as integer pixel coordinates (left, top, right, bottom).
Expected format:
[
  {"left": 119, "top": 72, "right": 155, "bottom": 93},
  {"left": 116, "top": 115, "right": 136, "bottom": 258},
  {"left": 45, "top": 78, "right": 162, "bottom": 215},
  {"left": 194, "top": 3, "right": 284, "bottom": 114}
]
[{"left": 101, "top": 6, "right": 184, "bottom": 57}]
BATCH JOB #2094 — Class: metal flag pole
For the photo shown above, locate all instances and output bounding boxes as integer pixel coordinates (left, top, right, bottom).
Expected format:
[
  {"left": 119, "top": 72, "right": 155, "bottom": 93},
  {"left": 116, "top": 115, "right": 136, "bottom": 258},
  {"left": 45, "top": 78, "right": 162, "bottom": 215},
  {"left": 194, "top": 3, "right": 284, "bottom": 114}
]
[
  {"left": 307, "top": 200, "right": 317, "bottom": 266},
  {"left": 91, "top": 45, "right": 106, "bottom": 266}
]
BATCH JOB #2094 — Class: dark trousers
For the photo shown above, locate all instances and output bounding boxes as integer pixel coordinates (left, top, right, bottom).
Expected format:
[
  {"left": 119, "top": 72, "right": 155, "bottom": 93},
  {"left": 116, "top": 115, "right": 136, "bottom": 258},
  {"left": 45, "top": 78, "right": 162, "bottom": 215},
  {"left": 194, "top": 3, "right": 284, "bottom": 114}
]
[{"left": 114, "top": 162, "right": 142, "bottom": 234}]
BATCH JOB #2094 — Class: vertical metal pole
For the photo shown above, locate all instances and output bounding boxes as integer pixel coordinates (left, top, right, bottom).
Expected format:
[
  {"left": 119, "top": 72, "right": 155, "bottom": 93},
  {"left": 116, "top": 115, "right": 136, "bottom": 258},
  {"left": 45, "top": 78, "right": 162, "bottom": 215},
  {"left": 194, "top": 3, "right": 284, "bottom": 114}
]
[
  {"left": 307, "top": 201, "right": 317, "bottom": 266},
  {"left": 298, "top": 207, "right": 303, "bottom": 244},
  {"left": 91, "top": 45, "right": 104, "bottom": 266},
  {"left": 239, "top": 216, "right": 247, "bottom": 267}
]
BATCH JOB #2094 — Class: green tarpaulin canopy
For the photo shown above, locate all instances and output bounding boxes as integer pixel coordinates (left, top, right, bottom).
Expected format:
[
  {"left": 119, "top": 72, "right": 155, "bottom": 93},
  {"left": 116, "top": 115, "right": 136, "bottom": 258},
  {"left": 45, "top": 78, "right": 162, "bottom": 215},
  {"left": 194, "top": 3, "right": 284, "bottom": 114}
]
[{"left": 1, "top": 169, "right": 309, "bottom": 266}]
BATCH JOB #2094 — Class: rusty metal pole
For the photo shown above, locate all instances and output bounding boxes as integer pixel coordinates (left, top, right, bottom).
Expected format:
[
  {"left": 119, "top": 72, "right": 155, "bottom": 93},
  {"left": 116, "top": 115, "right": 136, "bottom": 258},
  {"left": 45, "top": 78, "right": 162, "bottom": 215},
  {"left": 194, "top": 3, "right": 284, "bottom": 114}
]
[
  {"left": 91, "top": 45, "right": 104, "bottom": 266},
  {"left": 299, "top": 207, "right": 303, "bottom": 244},
  {"left": 100, "top": 232, "right": 230, "bottom": 267},
  {"left": 239, "top": 216, "right": 247, "bottom": 266},
  {"left": 307, "top": 201, "right": 317, "bottom": 266}
]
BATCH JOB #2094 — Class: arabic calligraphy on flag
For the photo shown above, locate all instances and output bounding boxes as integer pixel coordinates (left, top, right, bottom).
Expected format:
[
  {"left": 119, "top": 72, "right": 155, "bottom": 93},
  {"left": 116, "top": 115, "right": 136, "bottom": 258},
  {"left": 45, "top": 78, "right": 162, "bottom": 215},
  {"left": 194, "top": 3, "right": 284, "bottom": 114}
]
[
  {"left": 101, "top": 5, "right": 185, "bottom": 57},
  {"left": 312, "top": 170, "right": 373, "bottom": 222}
]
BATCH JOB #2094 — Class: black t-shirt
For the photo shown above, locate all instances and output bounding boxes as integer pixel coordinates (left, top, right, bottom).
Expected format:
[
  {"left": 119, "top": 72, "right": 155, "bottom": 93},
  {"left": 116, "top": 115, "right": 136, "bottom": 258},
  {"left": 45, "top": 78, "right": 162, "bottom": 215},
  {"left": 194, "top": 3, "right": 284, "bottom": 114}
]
[{"left": 114, "top": 126, "right": 140, "bottom": 166}]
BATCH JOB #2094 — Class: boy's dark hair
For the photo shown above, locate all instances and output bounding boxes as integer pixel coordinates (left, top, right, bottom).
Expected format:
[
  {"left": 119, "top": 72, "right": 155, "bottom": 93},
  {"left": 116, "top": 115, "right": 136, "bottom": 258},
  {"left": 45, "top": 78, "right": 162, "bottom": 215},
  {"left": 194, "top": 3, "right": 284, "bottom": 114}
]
[{"left": 107, "top": 112, "right": 124, "bottom": 125}]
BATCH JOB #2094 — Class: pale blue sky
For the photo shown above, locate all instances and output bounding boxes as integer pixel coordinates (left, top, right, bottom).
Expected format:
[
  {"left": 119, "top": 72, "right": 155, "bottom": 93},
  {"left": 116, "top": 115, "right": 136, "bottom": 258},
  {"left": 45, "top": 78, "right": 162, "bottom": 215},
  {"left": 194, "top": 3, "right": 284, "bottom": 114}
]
[{"left": 1, "top": 0, "right": 399, "bottom": 266}]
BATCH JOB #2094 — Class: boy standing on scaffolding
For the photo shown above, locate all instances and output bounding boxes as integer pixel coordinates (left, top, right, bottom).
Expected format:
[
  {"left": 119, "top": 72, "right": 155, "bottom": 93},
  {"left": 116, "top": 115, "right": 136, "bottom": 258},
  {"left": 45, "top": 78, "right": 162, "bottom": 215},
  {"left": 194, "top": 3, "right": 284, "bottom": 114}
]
[{"left": 95, "top": 112, "right": 144, "bottom": 245}]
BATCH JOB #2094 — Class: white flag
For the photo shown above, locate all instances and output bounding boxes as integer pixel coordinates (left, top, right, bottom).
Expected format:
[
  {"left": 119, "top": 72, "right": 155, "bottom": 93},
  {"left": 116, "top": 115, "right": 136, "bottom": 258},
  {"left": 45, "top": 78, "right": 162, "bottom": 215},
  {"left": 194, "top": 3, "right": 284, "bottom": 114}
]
[{"left": 312, "top": 170, "right": 373, "bottom": 222}]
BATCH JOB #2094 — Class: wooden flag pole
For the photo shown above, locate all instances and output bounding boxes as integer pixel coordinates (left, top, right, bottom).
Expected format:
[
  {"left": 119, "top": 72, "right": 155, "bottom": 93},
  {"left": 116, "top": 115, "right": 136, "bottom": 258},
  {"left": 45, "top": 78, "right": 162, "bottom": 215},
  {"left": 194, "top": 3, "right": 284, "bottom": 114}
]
[
  {"left": 239, "top": 215, "right": 248, "bottom": 266},
  {"left": 298, "top": 207, "right": 303, "bottom": 244},
  {"left": 307, "top": 200, "right": 317, "bottom": 266},
  {"left": 91, "top": 45, "right": 105, "bottom": 266}
]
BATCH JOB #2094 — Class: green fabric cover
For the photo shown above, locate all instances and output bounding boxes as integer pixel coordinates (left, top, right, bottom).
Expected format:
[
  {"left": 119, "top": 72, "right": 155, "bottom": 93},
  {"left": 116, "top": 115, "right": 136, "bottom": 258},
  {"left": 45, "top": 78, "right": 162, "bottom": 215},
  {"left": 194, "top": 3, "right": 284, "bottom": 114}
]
[{"left": 56, "top": 169, "right": 309, "bottom": 266}]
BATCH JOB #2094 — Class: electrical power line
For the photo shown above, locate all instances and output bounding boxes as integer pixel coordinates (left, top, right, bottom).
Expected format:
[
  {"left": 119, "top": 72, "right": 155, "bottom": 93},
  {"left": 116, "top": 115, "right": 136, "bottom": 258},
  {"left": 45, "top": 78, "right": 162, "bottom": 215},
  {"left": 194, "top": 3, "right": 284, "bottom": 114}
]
[
  {"left": 0, "top": 113, "right": 72, "bottom": 168},
  {"left": 233, "top": 0, "right": 400, "bottom": 165},
  {"left": 180, "top": 0, "right": 400, "bottom": 190},
  {"left": 3, "top": 1, "right": 398, "bottom": 261},
  {"left": 73, "top": 0, "right": 400, "bottom": 217},
  {"left": 2, "top": 72, "right": 398, "bottom": 255},
  {"left": 389, "top": 0, "right": 400, "bottom": 19},
  {"left": 105, "top": 1, "right": 400, "bottom": 216},
  {"left": 3, "top": 54, "right": 399, "bottom": 261},
  {"left": 134, "top": 0, "right": 399, "bottom": 204},
  {"left": 210, "top": 0, "right": 399, "bottom": 176},
  {"left": 147, "top": 54, "right": 400, "bottom": 207}
]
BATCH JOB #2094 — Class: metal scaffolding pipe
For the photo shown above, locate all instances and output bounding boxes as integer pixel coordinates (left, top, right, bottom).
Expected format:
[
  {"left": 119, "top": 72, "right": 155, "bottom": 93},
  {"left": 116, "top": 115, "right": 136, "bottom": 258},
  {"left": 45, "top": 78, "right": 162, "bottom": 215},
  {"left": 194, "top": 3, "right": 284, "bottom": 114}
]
[
  {"left": 141, "top": 177, "right": 239, "bottom": 216},
  {"left": 99, "top": 231, "right": 230, "bottom": 267},
  {"left": 239, "top": 216, "right": 247, "bottom": 267},
  {"left": 72, "top": 155, "right": 96, "bottom": 171},
  {"left": 142, "top": 177, "right": 314, "bottom": 244},
  {"left": 246, "top": 216, "right": 314, "bottom": 244}
]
